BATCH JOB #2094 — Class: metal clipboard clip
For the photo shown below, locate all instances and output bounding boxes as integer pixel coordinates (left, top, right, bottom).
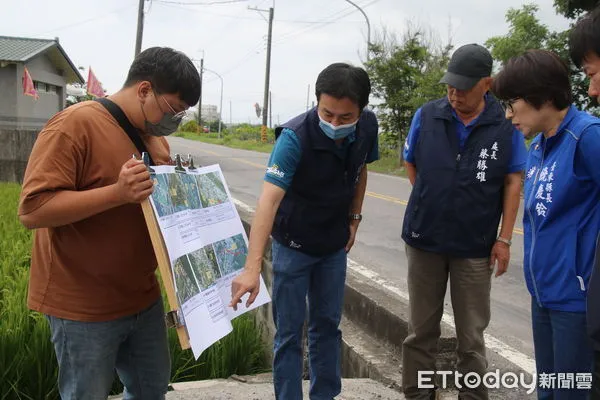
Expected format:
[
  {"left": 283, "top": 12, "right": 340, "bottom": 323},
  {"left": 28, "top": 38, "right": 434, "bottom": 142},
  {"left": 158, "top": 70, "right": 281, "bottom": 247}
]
[
  {"left": 165, "top": 309, "right": 183, "bottom": 328},
  {"left": 174, "top": 154, "right": 187, "bottom": 174},
  {"left": 187, "top": 154, "right": 197, "bottom": 171},
  {"left": 133, "top": 152, "right": 155, "bottom": 175}
]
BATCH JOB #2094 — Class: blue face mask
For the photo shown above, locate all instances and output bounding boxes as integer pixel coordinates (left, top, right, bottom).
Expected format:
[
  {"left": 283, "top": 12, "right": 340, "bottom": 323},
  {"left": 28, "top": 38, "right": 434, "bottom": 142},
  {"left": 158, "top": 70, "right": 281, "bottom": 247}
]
[{"left": 318, "top": 115, "right": 358, "bottom": 140}]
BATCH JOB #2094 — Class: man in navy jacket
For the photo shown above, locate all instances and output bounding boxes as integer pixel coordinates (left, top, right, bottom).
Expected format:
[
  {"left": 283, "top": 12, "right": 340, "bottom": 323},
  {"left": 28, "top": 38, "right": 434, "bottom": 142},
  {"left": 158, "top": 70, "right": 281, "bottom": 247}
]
[
  {"left": 401, "top": 44, "right": 527, "bottom": 400},
  {"left": 229, "top": 63, "right": 379, "bottom": 400}
]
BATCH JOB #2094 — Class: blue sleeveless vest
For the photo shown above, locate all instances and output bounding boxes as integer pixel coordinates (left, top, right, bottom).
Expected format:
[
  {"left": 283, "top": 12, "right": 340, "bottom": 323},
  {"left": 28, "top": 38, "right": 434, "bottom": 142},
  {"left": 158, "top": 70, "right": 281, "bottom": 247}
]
[{"left": 272, "top": 108, "right": 378, "bottom": 255}]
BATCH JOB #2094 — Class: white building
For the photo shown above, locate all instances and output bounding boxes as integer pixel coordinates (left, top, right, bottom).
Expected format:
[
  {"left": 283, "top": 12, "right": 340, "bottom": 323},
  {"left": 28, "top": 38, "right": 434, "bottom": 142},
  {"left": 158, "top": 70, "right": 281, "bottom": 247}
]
[{"left": 201, "top": 104, "right": 220, "bottom": 122}]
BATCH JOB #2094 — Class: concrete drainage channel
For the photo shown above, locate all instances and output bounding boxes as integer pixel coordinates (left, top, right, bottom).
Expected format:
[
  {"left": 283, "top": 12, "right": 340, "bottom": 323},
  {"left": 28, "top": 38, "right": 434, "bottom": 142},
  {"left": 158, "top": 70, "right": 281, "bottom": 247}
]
[{"left": 237, "top": 205, "right": 537, "bottom": 399}]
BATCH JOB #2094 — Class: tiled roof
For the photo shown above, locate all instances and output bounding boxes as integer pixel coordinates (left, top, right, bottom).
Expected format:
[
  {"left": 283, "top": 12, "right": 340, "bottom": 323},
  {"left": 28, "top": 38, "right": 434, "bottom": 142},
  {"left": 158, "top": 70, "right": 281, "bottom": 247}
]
[
  {"left": 0, "top": 36, "right": 84, "bottom": 83},
  {"left": 0, "top": 36, "right": 55, "bottom": 62}
]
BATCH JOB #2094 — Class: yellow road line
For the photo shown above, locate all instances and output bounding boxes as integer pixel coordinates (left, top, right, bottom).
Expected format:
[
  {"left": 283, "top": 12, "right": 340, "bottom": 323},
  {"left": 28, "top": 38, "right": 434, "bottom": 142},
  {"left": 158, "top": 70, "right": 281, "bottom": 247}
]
[
  {"left": 197, "top": 149, "right": 222, "bottom": 157},
  {"left": 232, "top": 157, "right": 267, "bottom": 169},
  {"left": 366, "top": 191, "right": 408, "bottom": 205},
  {"left": 195, "top": 150, "right": 525, "bottom": 237},
  {"left": 365, "top": 191, "right": 524, "bottom": 236},
  {"left": 195, "top": 148, "right": 265, "bottom": 169}
]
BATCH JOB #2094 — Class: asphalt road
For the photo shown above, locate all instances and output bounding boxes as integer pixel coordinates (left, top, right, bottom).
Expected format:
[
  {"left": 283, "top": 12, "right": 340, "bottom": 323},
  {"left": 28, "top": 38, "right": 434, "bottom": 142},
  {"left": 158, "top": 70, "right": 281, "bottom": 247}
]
[{"left": 167, "top": 136, "right": 534, "bottom": 359}]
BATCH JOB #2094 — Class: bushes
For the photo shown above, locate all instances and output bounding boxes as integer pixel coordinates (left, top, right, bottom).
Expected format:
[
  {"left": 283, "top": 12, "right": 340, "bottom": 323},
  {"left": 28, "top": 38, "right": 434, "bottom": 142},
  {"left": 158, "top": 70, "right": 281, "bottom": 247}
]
[
  {"left": 180, "top": 120, "right": 199, "bottom": 133},
  {"left": 0, "top": 183, "right": 269, "bottom": 399}
]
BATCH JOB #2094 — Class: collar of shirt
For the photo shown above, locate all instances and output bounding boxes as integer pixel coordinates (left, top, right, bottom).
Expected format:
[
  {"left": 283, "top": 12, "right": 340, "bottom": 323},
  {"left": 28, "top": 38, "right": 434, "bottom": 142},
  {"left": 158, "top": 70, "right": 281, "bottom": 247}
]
[{"left": 450, "top": 92, "right": 490, "bottom": 130}]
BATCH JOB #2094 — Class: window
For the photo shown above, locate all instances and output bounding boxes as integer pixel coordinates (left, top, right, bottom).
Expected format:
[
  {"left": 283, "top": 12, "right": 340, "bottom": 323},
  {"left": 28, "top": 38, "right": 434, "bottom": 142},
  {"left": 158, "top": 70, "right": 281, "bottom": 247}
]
[{"left": 34, "top": 81, "right": 47, "bottom": 92}]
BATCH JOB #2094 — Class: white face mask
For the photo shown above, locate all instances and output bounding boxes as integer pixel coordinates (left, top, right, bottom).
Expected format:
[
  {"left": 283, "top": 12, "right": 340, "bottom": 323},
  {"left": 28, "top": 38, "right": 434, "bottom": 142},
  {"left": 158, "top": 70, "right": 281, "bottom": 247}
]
[{"left": 318, "top": 114, "right": 358, "bottom": 140}]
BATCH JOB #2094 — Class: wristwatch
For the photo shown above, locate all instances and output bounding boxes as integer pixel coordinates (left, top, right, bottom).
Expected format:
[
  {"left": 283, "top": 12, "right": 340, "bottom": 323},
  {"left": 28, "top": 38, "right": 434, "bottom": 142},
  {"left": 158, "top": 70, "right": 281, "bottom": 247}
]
[
  {"left": 349, "top": 213, "right": 362, "bottom": 221},
  {"left": 496, "top": 236, "right": 512, "bottom": 246}
]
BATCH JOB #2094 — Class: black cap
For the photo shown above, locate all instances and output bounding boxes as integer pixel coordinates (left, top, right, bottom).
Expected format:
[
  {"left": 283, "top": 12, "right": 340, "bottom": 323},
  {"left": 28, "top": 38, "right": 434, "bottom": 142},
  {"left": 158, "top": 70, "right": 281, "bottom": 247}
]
[{"left": 440, "top": 44, "right": 493, "bottom": 90}]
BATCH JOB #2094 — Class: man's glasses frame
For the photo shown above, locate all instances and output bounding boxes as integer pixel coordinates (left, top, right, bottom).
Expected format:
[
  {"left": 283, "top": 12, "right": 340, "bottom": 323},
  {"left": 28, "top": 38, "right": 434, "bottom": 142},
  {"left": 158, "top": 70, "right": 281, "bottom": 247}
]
[{"left": 153, "top": 89, "right": 187, "bottom": 122}]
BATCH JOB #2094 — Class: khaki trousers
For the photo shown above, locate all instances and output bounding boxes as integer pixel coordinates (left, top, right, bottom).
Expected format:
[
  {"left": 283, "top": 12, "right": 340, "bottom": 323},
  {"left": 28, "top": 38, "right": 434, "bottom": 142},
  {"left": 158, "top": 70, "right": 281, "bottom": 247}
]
[{"left": 402, "top": 245, "right": 493, "bottom": 400}]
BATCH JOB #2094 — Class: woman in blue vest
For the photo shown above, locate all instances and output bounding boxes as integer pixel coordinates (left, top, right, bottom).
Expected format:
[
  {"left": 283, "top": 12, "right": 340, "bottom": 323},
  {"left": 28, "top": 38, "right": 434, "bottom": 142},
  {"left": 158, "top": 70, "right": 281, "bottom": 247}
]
[{"left": 492, "top": 49, "right": 600, "bottom": 399}]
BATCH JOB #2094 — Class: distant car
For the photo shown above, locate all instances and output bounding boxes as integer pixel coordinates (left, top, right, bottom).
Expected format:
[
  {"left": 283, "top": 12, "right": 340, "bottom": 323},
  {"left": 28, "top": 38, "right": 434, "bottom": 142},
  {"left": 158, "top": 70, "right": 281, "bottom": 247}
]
[{"left": 203, "top": 126, "right": 209, "bottom": 133}]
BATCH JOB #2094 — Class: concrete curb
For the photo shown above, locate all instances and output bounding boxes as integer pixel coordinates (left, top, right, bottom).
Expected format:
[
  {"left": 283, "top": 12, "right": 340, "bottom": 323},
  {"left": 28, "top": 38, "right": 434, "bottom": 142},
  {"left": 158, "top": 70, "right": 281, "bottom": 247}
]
[
  {"left": 344, "top": 270, "right": 457, "bottom": 367},
  {"left": 233, "top": 203, "right": 535, "bottom": 398},
  {"left": 110, "top": 374, "right": 404, "bottom": 399}
]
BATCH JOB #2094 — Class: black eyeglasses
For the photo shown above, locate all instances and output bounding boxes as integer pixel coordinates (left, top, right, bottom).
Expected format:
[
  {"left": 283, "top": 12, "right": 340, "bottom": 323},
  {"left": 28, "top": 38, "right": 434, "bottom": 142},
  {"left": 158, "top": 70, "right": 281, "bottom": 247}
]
[{"left": 500, "top": 98, "right": 519, "bottom": 113}]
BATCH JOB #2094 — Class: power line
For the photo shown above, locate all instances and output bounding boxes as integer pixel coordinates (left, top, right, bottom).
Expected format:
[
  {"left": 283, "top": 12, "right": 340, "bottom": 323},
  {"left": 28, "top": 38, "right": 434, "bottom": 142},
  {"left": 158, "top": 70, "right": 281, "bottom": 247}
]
[
  {"left": 155, "top": 2, "right": 263, "bottom": 20},
  {"left": 209, "top": 0, "right": 258, "bottom": 45},
  {"left": 158, "top": 0, "right": 378, "bottom": 83},
  {"left": 217, "top": 41, "right": 265, "bottom": 77},
  {"left": 272, "top": 3, "right": 362, "bottom": 45},
  {"left": 35, "top": 4, "right": 135, "bottom": 35},
  {"left": 214, "top": 0, "right": 377, "bottom": 77},
  {"left": 157, "top": 0, "right": 267, "bottom": 79},
  {"left": 154, "top": 0, "right": 248, "bottom": 5},
  {"left": 277, "top": 18, "right": 364, "bottom": 24},
  {"left": 204, "top": 1, "right": 376, "bottom": 79},
  {"left": 273, "top": 0, "right": 380, "bottom": 47}
]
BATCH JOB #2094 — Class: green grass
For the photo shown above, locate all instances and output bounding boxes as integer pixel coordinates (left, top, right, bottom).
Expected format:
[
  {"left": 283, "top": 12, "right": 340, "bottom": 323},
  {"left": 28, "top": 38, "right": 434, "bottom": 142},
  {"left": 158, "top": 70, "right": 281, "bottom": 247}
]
[
  {"left": 175, "top": 131, "right": 408, "bottom": 178},
  {"left": 368, "top": 155, "right": 407, "bottom": 176},
  {"left": 173, "top": 131, "right": 274, "bottom": 153},
  {"left": 0, "top": 183, "right": 269, "bottom": 399}
]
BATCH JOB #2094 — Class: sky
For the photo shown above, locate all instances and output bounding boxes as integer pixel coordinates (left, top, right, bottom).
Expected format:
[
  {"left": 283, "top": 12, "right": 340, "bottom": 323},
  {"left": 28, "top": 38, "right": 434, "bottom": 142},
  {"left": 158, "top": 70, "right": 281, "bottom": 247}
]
[{"left": 3, "top": 0, "right": 572, "bottom": 125}]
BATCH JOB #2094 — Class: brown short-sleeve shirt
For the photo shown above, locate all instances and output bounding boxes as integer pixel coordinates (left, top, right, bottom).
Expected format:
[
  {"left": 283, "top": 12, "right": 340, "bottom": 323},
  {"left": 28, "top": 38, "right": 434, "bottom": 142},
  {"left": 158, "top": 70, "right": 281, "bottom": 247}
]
[{"left": 19, "top": 101, "right": 171, "bottom": 321}]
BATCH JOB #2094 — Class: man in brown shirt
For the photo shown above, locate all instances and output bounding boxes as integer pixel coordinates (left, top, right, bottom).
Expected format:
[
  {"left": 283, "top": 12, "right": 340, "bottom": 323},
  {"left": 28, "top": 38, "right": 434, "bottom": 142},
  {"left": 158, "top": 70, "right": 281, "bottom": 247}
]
[{"left": 18, "top": 47, "right": 200, "bottom": 400}]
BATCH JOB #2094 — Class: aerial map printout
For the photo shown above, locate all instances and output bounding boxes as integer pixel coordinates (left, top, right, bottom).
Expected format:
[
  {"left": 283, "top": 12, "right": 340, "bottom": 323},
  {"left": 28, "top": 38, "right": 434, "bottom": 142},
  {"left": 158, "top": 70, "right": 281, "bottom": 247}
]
[{"left": 148, "top": 164, "right": 271, "bottom": 358}]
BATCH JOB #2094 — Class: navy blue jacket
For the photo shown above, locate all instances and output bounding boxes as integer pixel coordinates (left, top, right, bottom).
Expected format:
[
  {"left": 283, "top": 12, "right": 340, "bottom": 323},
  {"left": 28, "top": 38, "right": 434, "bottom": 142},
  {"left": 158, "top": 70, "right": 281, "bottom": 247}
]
[
  {"left": 402, "top": 96, "right": 514, "bottom": 258},
  {"left": 271, "top": 108, "right": 378, "bottom": 256}
]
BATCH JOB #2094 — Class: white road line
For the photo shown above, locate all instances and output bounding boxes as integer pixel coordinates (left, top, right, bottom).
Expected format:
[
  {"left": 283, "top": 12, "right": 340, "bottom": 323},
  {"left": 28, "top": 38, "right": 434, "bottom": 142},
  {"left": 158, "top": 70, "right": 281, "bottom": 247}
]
[
  {"left": 232, "top": 197, "right": 536, "bottom": 376},
  {"left": 347, "top": 260, "right": 536, "bottom": 375}
]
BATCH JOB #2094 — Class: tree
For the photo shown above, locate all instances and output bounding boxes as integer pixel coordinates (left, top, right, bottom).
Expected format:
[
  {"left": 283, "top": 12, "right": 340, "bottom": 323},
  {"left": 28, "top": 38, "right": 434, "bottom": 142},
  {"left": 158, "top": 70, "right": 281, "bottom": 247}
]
[
  {"left": 366, "top": 26, "right": 452, "bottom": 162},
  {"left": 554, "top": 0, "right": 599, "bottom": 19},
  {"left": 486, "top": 3, "right": 599, "bottom": 114},
  {"left": 485, "top": 4, "right": 548, "bottom": 63}
]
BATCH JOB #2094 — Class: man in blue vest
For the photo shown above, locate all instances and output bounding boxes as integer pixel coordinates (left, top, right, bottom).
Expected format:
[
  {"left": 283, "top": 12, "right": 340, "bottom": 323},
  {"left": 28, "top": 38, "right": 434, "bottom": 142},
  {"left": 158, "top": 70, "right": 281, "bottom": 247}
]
[
  {"left": 569, "top": 6, "right": 600, "bottom": 398},
  {"left": 229, "top": 62, "right": 379, "bottom": 400},
  {"left": 401, "top": 44, "right": 528, "bottom": 400}
]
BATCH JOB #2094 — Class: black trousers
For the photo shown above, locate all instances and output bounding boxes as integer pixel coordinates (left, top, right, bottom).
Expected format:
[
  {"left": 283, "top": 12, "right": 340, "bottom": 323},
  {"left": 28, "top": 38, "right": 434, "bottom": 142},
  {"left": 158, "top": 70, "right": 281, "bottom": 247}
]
[{"left": 593, "top": 351, "right": 600, "bottom": 399}]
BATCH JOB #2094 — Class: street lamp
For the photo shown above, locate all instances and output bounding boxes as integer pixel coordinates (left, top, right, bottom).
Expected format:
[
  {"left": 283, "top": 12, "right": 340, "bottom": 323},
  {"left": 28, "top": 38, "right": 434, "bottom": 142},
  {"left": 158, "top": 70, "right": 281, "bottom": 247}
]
[
  {"left": 344, "top": 0, "right": 371, "bottom": 61},
  {"left": 202, "top": 67, "right": 224, "bottom": 138}
]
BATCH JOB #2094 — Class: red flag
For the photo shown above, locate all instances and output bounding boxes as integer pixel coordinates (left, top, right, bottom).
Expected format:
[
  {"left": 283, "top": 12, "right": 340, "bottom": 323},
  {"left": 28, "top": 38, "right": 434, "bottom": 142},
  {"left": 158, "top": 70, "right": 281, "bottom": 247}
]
[
  {"left": 254, "top": 102, "right": 261, "bottom": 118},
  {"left": 87, "top": 67, "right": 105, "bottom": 98},
  {"left": 22, "top": 66, "right": 38, "bottom": 100}
]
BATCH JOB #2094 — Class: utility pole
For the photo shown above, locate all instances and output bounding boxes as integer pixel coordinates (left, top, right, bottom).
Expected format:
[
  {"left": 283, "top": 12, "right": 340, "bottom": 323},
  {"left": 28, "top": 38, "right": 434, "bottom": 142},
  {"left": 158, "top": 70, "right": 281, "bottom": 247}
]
[
  {"left": 344, "top": 0, "right": 371, "bottom": 61},
  {"left": 306, "top": 84, "right": 310, "bottom": 111},
  {"left": 249, "top": 5, "right": 274, "bottom": 142},
  {"left": 203, "top": 67, "right": 224, "bottom": 138},
  {"left": 197, "top": 58, "right": 204, "bottom": 131},
  {"left": 269, "top": 90, "right": 272, "bottom": 128},
  {"left": 134, "top": 0, "right": 145, "bottom": 57}
]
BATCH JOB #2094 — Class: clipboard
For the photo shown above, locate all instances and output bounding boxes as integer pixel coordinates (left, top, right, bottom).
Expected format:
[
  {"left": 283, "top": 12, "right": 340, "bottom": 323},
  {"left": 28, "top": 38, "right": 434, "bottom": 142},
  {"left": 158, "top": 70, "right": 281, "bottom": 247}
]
[{"left": 140, "top": 153, "right": 197, "bottom": 349}]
